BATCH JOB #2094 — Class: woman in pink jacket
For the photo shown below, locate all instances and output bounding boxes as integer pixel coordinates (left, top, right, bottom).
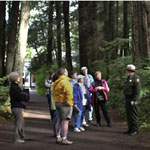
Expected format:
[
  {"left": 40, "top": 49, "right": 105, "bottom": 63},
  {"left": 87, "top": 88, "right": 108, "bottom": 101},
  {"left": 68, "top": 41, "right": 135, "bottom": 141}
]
[{"left": 89, "top": 71, "right": 112, "bottom": 127}]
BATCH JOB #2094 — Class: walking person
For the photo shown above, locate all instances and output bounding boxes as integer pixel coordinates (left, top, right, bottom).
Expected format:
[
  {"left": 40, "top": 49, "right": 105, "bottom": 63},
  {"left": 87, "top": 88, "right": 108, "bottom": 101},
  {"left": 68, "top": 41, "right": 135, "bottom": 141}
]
[
  {"left": 52, "top": 67, "right": 74, "bottom": 145},
  {"left": 9, "top": 72, "right": 29, "bottom": 143},
  {"left": 123, "top": 64, "right": 141, "bottom": 136},
  {"left": 81, "top": 66, "right": 94, "bottom": 125},
  {"left": 89, "top": 71, "right": 112, "bottom": 127},
  {"left": 45, "top": 70, "right": 54, "bottom": 119},
  {"left": 73, "top": 75, "right": 91, "bottom": 133}
]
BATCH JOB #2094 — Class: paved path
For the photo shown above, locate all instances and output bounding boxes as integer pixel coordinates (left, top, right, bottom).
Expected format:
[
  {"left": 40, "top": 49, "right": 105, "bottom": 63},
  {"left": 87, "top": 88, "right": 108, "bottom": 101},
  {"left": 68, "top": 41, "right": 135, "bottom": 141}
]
[{"left": 0, "top": 90, "right": 149, "bottom": 150}]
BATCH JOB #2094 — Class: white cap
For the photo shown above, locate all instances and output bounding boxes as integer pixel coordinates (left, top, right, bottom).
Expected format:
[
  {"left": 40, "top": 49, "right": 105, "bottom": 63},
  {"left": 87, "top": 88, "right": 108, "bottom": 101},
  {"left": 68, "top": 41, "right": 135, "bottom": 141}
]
[
  {"left": 126, "top": 64, "right": 136, "bottom": 72},
  {"left": 77, "top": 75, "right": 84, "bottom": 81},
  {"left": 81, "top": 66, "right": 87, "bottom": 71}
]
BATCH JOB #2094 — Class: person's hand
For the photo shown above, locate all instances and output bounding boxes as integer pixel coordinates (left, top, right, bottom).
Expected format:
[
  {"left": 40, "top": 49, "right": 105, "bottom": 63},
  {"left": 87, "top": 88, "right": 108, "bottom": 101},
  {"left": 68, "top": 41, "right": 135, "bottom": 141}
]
[
  {"left": 131, "top": 101, "right": 137, "bottom": 105},
  {"left": 74, "top": 104, "right": 78, "bottom": 108},
  {"left": 96, "top": 86, "right": 105, "bottom": 90}
]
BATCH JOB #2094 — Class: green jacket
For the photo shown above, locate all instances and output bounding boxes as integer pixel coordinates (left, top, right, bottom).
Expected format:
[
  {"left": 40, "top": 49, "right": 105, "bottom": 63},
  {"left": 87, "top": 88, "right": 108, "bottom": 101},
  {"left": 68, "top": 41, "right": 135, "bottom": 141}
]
[{"left": 123, "top": 73, "right": 141, "bottom": 101}]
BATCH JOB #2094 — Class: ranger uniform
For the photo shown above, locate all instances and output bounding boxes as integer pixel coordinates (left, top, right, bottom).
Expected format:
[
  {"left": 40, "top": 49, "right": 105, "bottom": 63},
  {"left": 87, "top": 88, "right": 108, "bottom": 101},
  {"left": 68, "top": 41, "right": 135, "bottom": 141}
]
[{"left": 123, "top": 64, "right": 141, "bottom": 136}]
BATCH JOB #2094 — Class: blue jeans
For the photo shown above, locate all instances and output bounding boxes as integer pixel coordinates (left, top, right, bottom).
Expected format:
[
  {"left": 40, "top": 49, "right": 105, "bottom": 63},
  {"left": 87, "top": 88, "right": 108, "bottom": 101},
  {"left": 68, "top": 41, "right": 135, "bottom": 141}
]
[
  {"left": 88, "top": 105, "right": 93, "bottom": 121},
  {"left": 51, "top": 110, "right": 57, "bottom": 136},
  {"left": 74, "top": 111, "right": 82, "bottom": 128}
]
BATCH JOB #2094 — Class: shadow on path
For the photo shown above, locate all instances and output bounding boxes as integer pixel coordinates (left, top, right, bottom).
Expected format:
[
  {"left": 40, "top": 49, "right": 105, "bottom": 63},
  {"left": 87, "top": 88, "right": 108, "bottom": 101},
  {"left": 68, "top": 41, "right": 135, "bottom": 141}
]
[{"left": 0, "top": 89, "right": 149, "bottom": 150}]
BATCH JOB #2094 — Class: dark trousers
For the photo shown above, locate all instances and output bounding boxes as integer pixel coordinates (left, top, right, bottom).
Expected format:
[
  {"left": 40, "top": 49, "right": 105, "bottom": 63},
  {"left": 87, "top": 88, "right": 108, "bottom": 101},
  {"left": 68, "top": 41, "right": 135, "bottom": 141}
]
[
  {"left": 51, "top": 110, "right": 57, "bottom": 136},
  {"left": 125, "top": 100, "right": 138, "bottom": 132},
  {"left": 94, "top": 100, "right": 111, "bottom": 125},
  {"left": 12, "top": 108, "right": 25, "bottom": 141},
  {"left": 47, "top": 94, "right": 53, "bottom": 117}
]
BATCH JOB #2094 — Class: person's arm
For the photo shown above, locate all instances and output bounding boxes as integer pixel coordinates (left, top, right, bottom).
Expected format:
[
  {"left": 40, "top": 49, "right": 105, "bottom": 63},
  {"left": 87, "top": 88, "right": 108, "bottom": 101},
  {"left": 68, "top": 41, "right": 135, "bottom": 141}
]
[
  {"left": 73, "top": 85, "right": 78, "bottom": 105},
  {"left": 62, "top": 80, "right": 74, "bottom": 106},
  {"left": 10, "top": 86, "right": 25, "bottom": 101},
  {"left": 89, "top": 83, "right": 97, "bottom": 93},
  {"left": 102, "top": 80, "right": 110, "bottom": 93},
  {"left": 132, "top": 77, "right": 141, "bottom": 101},
  {"left": 45, "top": 78, "right": 51, "bottom": 88},
  {"left": 84, "top": 75, "right": 91, "bottom": 88}
]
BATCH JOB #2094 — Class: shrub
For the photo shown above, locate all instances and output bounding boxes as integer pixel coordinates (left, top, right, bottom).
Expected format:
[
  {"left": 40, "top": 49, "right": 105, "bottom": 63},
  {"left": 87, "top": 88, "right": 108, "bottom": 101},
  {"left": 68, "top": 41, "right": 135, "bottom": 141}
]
[{"left": 34, "top": 64, "right": 58, "bottom": 96}]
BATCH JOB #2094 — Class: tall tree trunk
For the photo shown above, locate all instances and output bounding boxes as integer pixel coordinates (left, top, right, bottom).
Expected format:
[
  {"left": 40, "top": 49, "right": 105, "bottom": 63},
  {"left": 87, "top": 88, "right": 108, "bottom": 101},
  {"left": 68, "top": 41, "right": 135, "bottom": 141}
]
[
  {"left": 6, "top": 2, "right": 20, "bottom": 75},
  {"left": 79, "top": 2, "right": 97, "bottom": 70},
  {"left": 56, "top": 2, "right": 62, "bottom": 68},
  {"left": 14, "top": 1, "right": 30, "bottom": 81},
  {"left": 132, "top": 2, "right": 150, "bottom": 62},
  {"left": 123, "top": 1, "right": 130, "bottom": 56},
  {"left": 139, "top": 2, "right": 150, "bottom": 58},
  {"left": 109, "top": 2, "right": 116, "bottom": 59},
  {"left": 79, "top": 2, "right": 88, "bottom": 68},
  {"left": 132, "top": 2, "right": 140, "bottom": 62},
  {"left": 47, "top": 1, "right": 54, "bottom": 65},
  {"left": 0, "top": 2, "right": 6, "bottom": 77},
  {"left": 63, "top": 1, "right": 72, "bottom": 71}
]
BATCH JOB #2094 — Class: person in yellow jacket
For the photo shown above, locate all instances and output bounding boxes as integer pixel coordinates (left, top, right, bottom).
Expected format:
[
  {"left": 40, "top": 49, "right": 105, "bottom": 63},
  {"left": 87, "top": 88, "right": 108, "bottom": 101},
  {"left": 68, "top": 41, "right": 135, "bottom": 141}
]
[{"left": 52, "top": 67, "right": 74, "bottom": 145}]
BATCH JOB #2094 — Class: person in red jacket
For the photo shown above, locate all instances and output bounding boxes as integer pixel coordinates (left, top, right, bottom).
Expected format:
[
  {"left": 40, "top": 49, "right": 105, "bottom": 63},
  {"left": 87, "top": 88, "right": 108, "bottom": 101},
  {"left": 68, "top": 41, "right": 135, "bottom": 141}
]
[{"left": 89, "top": 71, "right": 112, "bottom": 127}]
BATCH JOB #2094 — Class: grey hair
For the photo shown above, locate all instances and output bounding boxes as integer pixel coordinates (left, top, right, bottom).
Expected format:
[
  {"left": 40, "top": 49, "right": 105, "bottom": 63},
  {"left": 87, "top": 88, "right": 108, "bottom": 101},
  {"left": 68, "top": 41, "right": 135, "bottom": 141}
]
[{"left": 9, "top": 72, "right": 20, "bottom": 82}]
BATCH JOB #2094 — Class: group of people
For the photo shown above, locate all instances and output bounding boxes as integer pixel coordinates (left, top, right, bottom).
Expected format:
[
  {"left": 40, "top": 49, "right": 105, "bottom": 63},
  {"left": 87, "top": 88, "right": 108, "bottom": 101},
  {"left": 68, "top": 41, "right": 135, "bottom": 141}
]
[
  {"left": 45, "top": 66, "right": 112, "bottom": 145},
  {"left": 9, "top": 64, "right": 141, "bottom": 145}
]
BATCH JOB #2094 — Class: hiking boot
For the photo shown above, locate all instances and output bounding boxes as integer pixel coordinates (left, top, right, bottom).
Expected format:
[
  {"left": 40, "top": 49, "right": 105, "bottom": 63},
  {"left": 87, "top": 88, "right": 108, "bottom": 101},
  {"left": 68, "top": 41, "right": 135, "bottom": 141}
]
[
  {"left": 56, "top": 137, "right": 62, "bottom": 144},
  {"left": 14, "top": 139, "right": 25, "bottom": 144},
  {"left": 62, "top": 139, "right": 73, "bottom": 145}
]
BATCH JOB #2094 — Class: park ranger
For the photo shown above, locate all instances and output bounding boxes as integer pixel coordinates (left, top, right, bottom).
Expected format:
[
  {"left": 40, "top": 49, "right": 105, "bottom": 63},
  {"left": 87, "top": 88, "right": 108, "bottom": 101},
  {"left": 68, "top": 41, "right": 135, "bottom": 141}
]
[{"left": 123, "top": 64, "right": 141, "bottom": 136}]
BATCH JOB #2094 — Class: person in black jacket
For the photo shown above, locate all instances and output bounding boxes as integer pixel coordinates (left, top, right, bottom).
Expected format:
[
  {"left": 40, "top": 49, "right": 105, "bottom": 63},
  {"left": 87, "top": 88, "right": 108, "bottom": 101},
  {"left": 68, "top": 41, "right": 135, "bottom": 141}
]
[{"left": 9, "top": 72, "right": 29, "bottom": 143}]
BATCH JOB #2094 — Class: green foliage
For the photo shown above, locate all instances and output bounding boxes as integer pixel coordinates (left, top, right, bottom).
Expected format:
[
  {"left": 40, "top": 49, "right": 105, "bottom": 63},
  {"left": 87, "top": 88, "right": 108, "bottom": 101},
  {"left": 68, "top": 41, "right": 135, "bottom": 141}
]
[
  {"left": 0, "top": 100, "right": 12, "bottom": 120},
  {"left": 0, "top": 76, "right": 10, "bottom": 103},
  {"left": 101, "top": 38, "right": 130, "bottom": 52},
  {"left": 34, "top": 64, "right": 58, "bottom": 96},
  {"left": 91, "top": 60, "right": 107, "bottom": 79}
]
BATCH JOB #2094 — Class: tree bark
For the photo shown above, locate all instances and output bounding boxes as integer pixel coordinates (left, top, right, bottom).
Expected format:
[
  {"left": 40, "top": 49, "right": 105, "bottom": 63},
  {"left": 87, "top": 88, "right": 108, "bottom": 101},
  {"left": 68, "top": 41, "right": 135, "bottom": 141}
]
[
  {"left": 132, "top": 1, "right": 150, "bottom": 62},
  {"left": 0, "top": 1, "right": 6, "bottom": 77},
  {"left": 56, "top": 2, "right": 62, "bottom": 68},
  {"left": 79, "top": 2, "right": 88, "bottom": 68},
  {"left": 132, "top": 2, "right": 140, "bottom": 62},
  {"left": 63, "top": 1, "right": 72, "bottom": 71},
  {"left": 79, "top": 2, "right": 97, "bottom": 70},
  {"left": 6, "top": 1, "right": 20, "bottom": 75},
  {"left": 47, "top": 1, "right": 54, "bottom": 65},
  {"left": 123, "top": 1, "right": 130, "bottom": 56},
  {"left": 14, "top": 1, "right": 30, "bottom": 80}
]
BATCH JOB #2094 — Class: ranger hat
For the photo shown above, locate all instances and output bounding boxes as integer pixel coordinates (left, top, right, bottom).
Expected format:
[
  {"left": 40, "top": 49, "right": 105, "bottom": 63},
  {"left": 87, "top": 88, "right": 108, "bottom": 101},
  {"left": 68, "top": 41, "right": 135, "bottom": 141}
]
[
  {"left": 81, "top": 66, "right": 87, "bottom": 71},
  {"left": 77, "top": 74, "right": 84, "bottom": 81},
  {"left": 126, "top": 64, "right": 136, "bottom": 72}
]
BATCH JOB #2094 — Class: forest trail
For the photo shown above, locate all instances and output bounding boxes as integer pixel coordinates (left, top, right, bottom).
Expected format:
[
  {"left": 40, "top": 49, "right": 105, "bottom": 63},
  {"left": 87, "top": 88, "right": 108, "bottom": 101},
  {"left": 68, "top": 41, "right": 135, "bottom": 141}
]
[{"left": 0, "top": 90, "right": 149, "bottom": 150}]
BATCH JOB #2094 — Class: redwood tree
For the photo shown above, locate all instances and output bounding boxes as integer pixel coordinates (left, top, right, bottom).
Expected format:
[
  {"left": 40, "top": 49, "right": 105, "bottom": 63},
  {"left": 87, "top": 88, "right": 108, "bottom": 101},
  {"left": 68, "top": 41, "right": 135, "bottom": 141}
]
[
  {"left": 63, "top": 1, "right": 72, "bottom": 71},
  {"left": 6, "top": 1, "right": 20, "bottom": 75},
  {"left": 0, "top": 2, "right": 6, "bottom": 77}
]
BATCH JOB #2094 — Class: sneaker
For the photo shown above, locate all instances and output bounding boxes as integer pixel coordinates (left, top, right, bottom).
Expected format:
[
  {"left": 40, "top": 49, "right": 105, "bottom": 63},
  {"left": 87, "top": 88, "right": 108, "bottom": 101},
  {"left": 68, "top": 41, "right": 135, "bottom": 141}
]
[
  {"left": 82, "top": 123, "right": 89, "bottom": 127},
  {"left": 74, "top": 128, "right": 81, "bottom": 133},
  {"left": 56, "top": 137, "right": 62, "bottom": 144},
  {"left": 62, "top": 139, "right": 73, "bottom": 145},
  {"left": 14, "top": 139, "right": 25, "bottom": 144},
  {"left": 79, "top": 127, "right": 85, "bottom": 131}
]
